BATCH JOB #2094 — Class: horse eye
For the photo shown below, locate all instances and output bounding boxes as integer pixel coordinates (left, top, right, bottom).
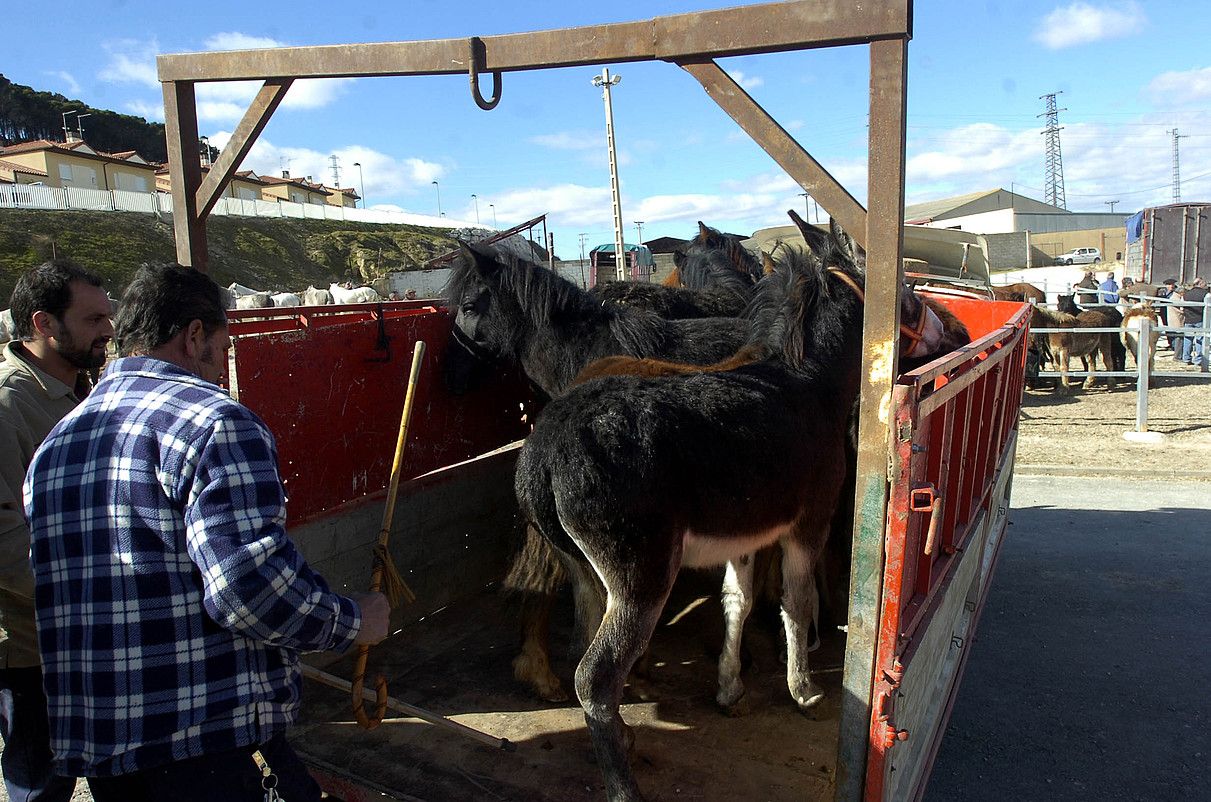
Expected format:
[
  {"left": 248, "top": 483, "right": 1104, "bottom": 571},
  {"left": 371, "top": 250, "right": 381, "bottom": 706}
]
[{"left": 461, "top": 303, "right": 477, "bottom": 314}]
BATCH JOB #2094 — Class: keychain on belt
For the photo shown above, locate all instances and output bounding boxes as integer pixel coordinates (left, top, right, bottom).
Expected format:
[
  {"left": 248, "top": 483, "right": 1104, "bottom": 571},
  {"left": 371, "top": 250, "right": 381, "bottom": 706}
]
[{"left": 251, "top": 749, "right": 284, "bottom": 802}]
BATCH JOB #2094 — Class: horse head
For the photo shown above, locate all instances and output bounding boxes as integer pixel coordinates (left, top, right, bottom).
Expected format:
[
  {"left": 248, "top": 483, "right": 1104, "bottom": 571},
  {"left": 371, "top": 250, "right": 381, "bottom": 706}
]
[{"left": 756, "top": 218, "right": 946, "bottom": 370}]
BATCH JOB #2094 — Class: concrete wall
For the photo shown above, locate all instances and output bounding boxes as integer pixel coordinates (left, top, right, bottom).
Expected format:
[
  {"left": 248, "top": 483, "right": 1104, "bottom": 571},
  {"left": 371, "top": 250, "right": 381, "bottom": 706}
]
[
  {"left": 1029, "top": 226, "right": 1126, "bottom": 263},
  {"left": 983, "top": 231, "right": 1030, "bottom": 268}
]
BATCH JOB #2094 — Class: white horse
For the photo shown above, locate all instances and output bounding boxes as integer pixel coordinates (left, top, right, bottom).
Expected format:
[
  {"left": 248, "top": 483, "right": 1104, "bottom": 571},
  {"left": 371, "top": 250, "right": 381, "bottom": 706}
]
[
  {"left": 1123, "top": 303, "right": 1160, "bottom": 374},
  {"left": 234, "top": 292, "right": 273, "bottom": 310},
  {"left": 302, "top": 286, "right": 333, "bottom": 306},
  {"left": 228, "top": 282, "right": 262, "bottom": 297},
  {"left": 271, "top": 292, "right": 301, "bottom": 307},
  {"left": 329, "top": 283, "right": 379, "bottom": 304}
]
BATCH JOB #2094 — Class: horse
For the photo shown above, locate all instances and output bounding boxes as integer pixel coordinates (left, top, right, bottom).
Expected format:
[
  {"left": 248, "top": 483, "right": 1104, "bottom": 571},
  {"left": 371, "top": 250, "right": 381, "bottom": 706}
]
[
  {"left": 443, "top": 242, "right": 750, "bottom": 399},
  {"left": 233, "top": 292, "right": 273, "bottom": 310},
  {"left": 587, "top": 222, "right": 764, "bottom": 319},
  {"left": 513, "top": 238, "right": 947, "bottom": 802},
  {"left": 1122, "top": 302, "right": 1160, "bottom": 374},
  {"left": 271, "top": 292, "right": 301, "bottom": 307},
  {"left": 302, "top": 286, "right": 333, "bottom": 306},
  {"left": 992, "top": 282, "right": 1046, "bottom": 304},
  {"left": 1057, "top": 293, "right": 1126, "bottom": 372},
  {"left": 1031, "top": 304, "right": 1117, "bottom": 393},
  {"left": 329, "top": 283, "right": 379, "bottom": 304}
]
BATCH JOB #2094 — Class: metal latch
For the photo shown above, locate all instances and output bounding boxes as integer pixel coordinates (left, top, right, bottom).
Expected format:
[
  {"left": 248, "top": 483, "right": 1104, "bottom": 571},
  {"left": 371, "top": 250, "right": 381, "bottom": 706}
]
[{"left": 911, "top": 484, "right": 945, "bottom": 556}]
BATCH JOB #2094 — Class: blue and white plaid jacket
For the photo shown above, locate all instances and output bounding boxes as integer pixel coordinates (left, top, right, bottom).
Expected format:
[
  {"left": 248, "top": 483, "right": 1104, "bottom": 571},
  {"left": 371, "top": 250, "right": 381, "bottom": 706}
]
[{"left": 24, "top": 356, "right": 361, "bottom": 777}]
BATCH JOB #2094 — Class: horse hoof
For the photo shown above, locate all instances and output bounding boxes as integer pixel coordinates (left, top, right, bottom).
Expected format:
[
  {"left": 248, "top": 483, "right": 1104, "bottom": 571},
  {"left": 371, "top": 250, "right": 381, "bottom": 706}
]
[
  {"left": 793, "top": 684, "right": 825, "bottom": 713},
  {"left": 721, "top": 693, "right": 751, "bottom": 718}
]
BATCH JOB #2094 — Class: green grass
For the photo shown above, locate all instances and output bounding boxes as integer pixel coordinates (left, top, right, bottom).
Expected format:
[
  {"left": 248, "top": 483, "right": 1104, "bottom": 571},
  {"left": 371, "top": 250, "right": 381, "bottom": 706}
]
[{"left": 0, "top": 209, "right": 460, "bottom": 303}]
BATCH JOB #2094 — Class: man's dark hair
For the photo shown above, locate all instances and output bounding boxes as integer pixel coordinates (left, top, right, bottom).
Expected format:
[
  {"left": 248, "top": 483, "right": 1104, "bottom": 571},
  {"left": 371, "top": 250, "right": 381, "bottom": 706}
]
[
  {"left": 114, "top": 263, "right": 227, "bottom": 356},
  {"left": 9, "top": 259, "right": 106, "bottom": 340}
]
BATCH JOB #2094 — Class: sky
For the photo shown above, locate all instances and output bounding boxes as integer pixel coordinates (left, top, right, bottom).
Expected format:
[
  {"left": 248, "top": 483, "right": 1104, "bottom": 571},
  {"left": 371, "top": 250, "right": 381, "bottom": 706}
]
[{"left": 7, "top": 0, "right": 1211, "bottom": 259}]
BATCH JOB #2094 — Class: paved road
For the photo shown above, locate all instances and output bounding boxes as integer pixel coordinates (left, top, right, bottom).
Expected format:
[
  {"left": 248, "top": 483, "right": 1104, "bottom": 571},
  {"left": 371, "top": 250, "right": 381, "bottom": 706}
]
[{"left": 925, "top": 475, "right": 1210, "bottom": 802}]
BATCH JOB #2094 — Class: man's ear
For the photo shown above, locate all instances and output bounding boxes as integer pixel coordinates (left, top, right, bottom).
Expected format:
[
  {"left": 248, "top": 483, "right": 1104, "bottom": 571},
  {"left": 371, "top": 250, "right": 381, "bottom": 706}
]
[
  {"left": 30, "top": 310, "right": 59, "bottom": 340},
  {"left": 182, "top": 319, "right": 206, "bottom": 358}
]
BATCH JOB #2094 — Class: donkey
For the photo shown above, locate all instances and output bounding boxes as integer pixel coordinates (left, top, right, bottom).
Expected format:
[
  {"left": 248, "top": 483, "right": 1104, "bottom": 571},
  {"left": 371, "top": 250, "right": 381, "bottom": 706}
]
[
  {"left": 513, "top": 240, "right": 947, "bottom": 802},
  {"left": 1122, "top": 302, "right": 1160, "bottom": 374},
  {"left": 1032, "top": 304, "right": 1117, "bottom": 392}
]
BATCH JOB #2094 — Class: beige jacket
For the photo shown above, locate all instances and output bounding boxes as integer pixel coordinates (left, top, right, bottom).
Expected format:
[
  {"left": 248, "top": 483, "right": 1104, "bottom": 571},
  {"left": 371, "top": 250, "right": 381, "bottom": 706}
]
[{"left": 0, "top": 341, "right": 85, "bottom": 668}]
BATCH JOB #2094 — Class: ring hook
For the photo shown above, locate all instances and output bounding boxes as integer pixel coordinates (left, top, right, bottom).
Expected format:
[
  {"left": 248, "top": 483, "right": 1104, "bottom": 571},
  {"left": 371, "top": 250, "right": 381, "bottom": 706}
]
[{"left": 469, "top": 36, "right": 502, "bottom": 110}]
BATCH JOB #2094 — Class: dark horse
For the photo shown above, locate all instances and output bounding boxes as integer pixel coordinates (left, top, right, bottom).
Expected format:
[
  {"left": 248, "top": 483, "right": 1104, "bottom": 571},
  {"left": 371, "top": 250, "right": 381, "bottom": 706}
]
[
  {"left": 513, "top": 236, "right": 947, "bottom": 801},
  {"left": 591, "top": 221, "right": 763, "bottom": 318},
  {"left": 442, "top": 242, "right": 750, "bottom": 397}
]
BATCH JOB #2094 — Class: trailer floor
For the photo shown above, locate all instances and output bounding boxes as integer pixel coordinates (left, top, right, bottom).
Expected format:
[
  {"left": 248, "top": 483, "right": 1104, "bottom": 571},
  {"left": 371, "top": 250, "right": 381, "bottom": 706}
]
[{"left": 294, "top": 572, "right": 845, "bottom": 801}]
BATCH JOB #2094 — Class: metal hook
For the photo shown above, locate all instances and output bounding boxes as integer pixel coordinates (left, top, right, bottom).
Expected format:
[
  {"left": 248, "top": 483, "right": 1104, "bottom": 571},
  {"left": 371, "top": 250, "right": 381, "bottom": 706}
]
[{"left": 468, "top": 36, "right": 502, "bottom": 110}]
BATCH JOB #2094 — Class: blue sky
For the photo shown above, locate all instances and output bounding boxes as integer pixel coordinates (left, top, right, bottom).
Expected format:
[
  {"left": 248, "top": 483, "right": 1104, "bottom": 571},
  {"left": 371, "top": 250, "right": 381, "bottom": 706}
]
[{"left": 7, "top": 0, "right": 1211, "bottom": 258}]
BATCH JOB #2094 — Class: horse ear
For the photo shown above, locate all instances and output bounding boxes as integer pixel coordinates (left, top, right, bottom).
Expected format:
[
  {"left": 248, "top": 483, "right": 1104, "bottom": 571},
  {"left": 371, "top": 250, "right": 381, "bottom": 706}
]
[
  {"left": 787, "top": 208, "right": 829, "bottom": 255},
  {"left": 459, "top": 241, "right": 500, "bottom": 279},
  {"left": 697, "top": 221, "right": 711, "bottom": 243},
  {"left": 829, "top": 218, "right": 859, "bottom": 262},
  {"left": 761, "top": 250, "right": 777, "bottom": 276}
]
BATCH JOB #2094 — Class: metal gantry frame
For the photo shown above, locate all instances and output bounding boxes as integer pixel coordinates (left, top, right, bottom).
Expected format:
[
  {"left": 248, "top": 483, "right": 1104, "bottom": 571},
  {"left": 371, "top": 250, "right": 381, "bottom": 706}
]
[{"left": 156, "top": 3, "right": 912, "bottom": 799}]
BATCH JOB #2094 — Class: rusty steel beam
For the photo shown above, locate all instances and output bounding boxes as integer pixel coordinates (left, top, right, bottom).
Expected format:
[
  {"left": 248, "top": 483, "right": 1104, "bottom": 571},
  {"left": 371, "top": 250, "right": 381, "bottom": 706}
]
[
  {"left": 679, "top": 59, "right": 867, "bottom": 249},
  {"left": 156, "top": 0, "right": 909, "bottom": 82},
  {"left": 162, "top": 81, "right": 207, "bottom": 270},
  {"left": 836, "top": 36, "right": 909, "bottom": 802},
  {"left": 196, "top": 79, "right": 292, "bottom": 219}
]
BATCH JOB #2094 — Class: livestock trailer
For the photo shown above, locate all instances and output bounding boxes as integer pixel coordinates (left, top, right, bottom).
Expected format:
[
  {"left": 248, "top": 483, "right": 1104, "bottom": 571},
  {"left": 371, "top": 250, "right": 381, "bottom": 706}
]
[
  {"left": 1125, "top": 203, "right": 1211, "bottom": 284},
  {"left": 154, "top": 1, "right": 1031, "bottom": 798},
  {"left": 218, "top": 291, "right": 1030, "bottom": 802}
]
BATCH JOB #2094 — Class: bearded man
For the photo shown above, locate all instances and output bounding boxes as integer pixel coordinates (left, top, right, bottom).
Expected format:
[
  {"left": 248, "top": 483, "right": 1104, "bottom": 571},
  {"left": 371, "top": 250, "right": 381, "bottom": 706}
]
[{"left": 0, "top": 258, "right": 113, "bottom": 801}]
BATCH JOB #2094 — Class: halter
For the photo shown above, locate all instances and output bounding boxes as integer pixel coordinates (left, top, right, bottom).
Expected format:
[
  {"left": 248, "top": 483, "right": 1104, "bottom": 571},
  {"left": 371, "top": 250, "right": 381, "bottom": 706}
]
[
  {"left": 449, "top": 319, "right": 497, "bottom": 363},
  {"left": 826, "top": 268, "right": 930, "bottom": 357}
]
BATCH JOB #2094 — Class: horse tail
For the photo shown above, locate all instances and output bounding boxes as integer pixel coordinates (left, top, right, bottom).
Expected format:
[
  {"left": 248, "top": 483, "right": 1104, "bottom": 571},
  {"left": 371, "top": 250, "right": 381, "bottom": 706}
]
[{"left": 502, "top": 523, "right": 568, "bottom": 597}]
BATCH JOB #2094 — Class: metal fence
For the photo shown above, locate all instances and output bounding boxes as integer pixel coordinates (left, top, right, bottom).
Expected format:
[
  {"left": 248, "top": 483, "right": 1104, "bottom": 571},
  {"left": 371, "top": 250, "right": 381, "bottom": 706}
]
[
  {"left": 0, "top": 182, "right": 469, "bottom": 228},
  {"left": 1030, "top": 294, "right": 1210, "bottom": 433}
]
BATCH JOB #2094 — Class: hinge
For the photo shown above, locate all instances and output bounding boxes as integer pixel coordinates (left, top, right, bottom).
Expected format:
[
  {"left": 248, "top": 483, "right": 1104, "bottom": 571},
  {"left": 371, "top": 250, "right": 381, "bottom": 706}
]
[{"left": 874, "top": 660, "right": 909, "bottom": 748}]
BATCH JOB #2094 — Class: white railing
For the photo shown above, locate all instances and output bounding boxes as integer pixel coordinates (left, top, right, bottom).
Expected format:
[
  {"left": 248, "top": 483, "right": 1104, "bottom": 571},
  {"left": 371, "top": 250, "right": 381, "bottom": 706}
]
[
  {"left": 0, "top": 183, "right": 472, "bottom": 229},
  {"left": 1031, "top": 298, "right": 1210, "bottom": 433}
]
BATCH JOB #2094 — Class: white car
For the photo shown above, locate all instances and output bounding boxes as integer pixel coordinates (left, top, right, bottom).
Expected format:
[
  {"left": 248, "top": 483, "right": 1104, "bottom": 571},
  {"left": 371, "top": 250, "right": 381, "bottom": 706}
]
[{"left": 1056, "top": 247, "right": 1102, "bottom": 265}]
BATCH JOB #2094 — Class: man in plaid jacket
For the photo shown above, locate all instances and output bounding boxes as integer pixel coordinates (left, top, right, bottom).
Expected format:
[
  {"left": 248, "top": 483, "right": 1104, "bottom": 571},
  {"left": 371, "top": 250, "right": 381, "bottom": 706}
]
[{"left": 24, "top": 264, "right": 390, "bottom": 802}]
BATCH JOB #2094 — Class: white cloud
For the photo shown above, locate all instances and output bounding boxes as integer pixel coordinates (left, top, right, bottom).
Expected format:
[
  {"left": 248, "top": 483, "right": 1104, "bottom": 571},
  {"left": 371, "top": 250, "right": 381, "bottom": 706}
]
[
  {"left": 204, "top": 32, "right": 283, "bottom": 51},
  {"left": 1033, "top": 2, "right": 1140, "bottom": 50},
  {"left": 727, "top": 70, "right": 764, "bottom": 90},
  {"left": 1147, "top": 66, "right": 1211, "bottom": 105},
  {"left": 99, "top": 39, "right": 161, "bottom": 88},
  {"left": 206, "top": 133, "right": 444, "bottom": 200},
  {"left": 529, "top": 131, "right": 601, "bottom": 151},
  {"left": 47, "top": 71, "right": 81, "bottom": 96},
  {"left": 125, "top": 100, "right": 165, "bottom": 122}
]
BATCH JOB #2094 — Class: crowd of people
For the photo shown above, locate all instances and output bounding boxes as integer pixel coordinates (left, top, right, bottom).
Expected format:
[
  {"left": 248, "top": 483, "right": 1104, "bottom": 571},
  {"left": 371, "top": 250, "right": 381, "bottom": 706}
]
[{"left": 1, "top": 260, "right": 390, "bottom": 801}]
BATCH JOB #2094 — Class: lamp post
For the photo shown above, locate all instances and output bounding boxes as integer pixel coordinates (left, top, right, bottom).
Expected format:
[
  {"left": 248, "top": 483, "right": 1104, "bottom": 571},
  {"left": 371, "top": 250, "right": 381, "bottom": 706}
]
[
  {"left": 432, "top": 180, "right": 443, "bottom": 217},
  {"left": 592, "top": 67, "right": 625, "bottom": 282},
  {"left": 75, "top": 113, "right": 92, "bottom": 142},
  {"left": 489, "top": 203, "right": 497, "bottom": 228},
  {"left": 353, "top": 162, "right": 366, "bottom": 208},
  {"left": 61, "top": 109, "right": 77, "bottom": 141},
  {"left": 471, "top": 194, "right": 480, "bottom": 224},
  {"left": 634, "top": 221, "right": 644, "bottom": 245}
]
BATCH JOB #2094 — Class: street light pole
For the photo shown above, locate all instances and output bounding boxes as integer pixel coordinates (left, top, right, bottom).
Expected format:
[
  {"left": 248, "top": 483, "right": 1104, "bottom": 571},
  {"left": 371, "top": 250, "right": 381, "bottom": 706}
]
[
  {"left": 353, "top": 162, "right": 365, "bottom": 208},
  {"left": 471, "top": 194, "right": 480, "bottom": 224},
  {"left": 432, "top": 180, "right": 443, "bottom": 217},
  {"left": 61, "top": 109, "right": 77, "bottom": 141},
  {"left": 489, "top": 203, "right": 497, "bottom": 228},
  {"left": 75, "top": 113, "right": 91, "bottom": 142},
  {"left": 634, "top": 221, "right": 644, "bottom": 245},
  {"left": 593, "top": 68, "right": 625, "bottom": 282}
]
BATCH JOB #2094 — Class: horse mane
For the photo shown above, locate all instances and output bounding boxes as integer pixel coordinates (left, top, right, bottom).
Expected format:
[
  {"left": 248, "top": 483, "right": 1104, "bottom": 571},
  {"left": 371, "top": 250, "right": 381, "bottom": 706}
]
[
  {"left": 1031, "top": 305, "right": 1076, "bottom": 327},
  {"left": 1122, "top": 303, "right": 1158, "bottom": 325},
  {"left": 672, "top": 222, "right": 762, "bottom": 296},
  {"left": 447, "top": 241, "right": 672, "bottom": 359}
]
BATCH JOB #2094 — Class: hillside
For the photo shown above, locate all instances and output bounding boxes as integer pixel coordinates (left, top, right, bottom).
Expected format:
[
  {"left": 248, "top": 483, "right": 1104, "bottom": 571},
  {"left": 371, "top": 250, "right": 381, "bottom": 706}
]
[{"left": 0, "top": 210, "right": 462, "bottom": 302}]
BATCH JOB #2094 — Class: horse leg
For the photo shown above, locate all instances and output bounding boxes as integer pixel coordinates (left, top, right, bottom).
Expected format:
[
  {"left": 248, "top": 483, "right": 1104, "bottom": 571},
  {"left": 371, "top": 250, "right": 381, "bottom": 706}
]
[
  {"left": 513, "top": 594, "right": 568, "bottom": 702},
  {"left": 1059, "top": 348, "right": 1072, "bottom": 392},
  {"left": 1101, "top": 338, "right": 1117, "bottom": 390},
  {"left": 1081, "top": 346, "right": 1098, "bottom": 390},
  {"left": 716, "top": 554, "right": 756, "bottom": 715},
  {"left": 566, "top": 556, "right": 607, "bottom": 659},
  {"left": 575, "top": 563, "right": 676, "bottom": 802},
  {"left": 780, "top": 534, "right": 825, "bottom": 712}
]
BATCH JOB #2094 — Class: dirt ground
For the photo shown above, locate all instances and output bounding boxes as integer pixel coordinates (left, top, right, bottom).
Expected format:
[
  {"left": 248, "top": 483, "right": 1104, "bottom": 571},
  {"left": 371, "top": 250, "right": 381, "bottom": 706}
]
[{"left": 1016, "top": 357, "right": 1211, "bottom": 479}]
